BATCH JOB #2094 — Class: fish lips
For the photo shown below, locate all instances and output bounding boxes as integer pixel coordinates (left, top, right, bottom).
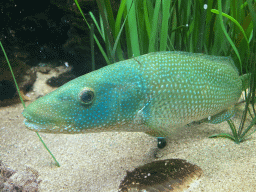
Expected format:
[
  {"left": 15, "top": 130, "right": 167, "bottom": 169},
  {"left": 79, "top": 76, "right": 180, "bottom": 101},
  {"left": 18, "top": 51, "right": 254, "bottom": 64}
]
[{"left": 22, "top": 109, "right": 65, "bottom": 133}]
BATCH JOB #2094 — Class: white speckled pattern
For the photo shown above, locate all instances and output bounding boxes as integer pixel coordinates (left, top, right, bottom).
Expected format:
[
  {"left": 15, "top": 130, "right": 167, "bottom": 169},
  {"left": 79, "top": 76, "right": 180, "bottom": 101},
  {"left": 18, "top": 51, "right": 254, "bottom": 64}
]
[
  {"left": 22, "top": 51, "right": 243, "bottom": 137},
  {"left": 136, "top": 52, "right": 241, "bottom": 135}
]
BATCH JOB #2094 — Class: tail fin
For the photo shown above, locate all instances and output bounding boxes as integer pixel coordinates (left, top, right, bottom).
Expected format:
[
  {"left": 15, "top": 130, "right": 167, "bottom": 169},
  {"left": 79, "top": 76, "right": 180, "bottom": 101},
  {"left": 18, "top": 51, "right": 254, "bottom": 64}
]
[{"left": 241, "top": 73, "right": 250, "bottom": 90}]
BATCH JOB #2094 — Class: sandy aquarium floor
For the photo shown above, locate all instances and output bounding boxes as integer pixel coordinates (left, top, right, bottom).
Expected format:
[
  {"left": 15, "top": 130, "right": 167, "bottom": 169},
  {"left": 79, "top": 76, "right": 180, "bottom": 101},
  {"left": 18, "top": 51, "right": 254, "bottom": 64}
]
[{"left": 1, "top": 101, "right": 256, "bottom": 192}]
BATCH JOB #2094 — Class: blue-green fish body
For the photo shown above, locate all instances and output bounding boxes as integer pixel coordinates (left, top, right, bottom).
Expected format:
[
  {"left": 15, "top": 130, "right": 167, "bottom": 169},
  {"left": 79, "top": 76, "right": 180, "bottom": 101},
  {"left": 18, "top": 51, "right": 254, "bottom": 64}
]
[{"left": 22, "top": 51, "right": 246, "bottom": 137}]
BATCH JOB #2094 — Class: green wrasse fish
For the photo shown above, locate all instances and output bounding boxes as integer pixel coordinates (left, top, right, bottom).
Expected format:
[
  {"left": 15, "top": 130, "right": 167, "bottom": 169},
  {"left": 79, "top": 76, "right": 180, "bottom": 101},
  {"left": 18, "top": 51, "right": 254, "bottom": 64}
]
[{"left": 22, "top": 51, "right": 248, "bottom": 137}]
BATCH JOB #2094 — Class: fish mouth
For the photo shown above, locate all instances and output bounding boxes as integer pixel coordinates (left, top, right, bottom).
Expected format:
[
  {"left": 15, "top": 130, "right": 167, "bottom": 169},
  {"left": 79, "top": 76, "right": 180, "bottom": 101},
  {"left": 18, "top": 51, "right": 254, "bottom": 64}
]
[
  {"left": 22, "top": 109, "right": 69, "bottom": 133},
  {"left": 23, "top": 110, "right": 88, "bottom": 134},
  {"left": 23, "top": 118, "right": 82, "bottom": 134},
  {"left": 23, "top": 118, "right": 51, "bottom": 132}
]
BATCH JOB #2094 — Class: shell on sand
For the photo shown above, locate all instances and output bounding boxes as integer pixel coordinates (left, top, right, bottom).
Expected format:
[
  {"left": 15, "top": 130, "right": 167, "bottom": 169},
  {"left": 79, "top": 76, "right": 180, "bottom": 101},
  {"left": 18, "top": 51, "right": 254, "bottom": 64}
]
[{"left": 119, "top": 158, "right": 203, "bottom": 192}]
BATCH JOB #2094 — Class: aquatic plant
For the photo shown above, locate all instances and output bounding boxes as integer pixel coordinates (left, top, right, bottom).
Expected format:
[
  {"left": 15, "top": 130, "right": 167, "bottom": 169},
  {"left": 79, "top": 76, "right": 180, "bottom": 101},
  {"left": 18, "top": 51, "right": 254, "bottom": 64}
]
[
  {"left": 76, "top": 0, "right": 253, "bottom": 71},
  {"left": 0, "top": 42, "right": 60, "bottom": 167}
]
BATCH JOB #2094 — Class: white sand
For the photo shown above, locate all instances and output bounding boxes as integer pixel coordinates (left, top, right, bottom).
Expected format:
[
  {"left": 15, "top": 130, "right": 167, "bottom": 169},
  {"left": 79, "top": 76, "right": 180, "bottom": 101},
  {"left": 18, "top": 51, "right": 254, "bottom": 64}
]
[{"left": 1, "top": 103, "right": 256, "bottom": 191}]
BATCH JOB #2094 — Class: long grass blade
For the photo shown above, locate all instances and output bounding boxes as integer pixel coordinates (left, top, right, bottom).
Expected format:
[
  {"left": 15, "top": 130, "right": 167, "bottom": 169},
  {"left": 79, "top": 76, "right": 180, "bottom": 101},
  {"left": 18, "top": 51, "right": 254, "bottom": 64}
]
[
  {"left": 211, "top": 9, "right": 250, "bottom": 50},
  {"left": 126, "top": 0, "right": 140, "bottom": 57},
  {"left": 112, "top": 9, "right": 130, "bottom": 59},
  {"left": 148, "top": 0, "right": 161, "bottom": 52},
  {"left": 247, "top": 0, "right": 256, "bottom": 35},
  {"left": 216, "top": 0, "right": 242, "bottom": 72},
  {"left": 227, "top": 119, "right": 239, "bottom": 143},
  {"left": 143, "top": 0, "right": 151, "bottom": 38},
  {"left": 241, "top": 116, "right": 256, "bottom": 139},
  {"left": 104, "top": 0, "right": 116, "bottom": 36},
  {"left": 160, "top": 0, "right": 171, "bottom": 51},
  {"left": 0, "top": 41, "right": 60, "bottom": 167},
  {"left": 89, "top": 12, "right": 105, "bottom": 40},
  {"left": 0, "top": 42, "right": 25, "bottom": 108},
  {"left": 90, "top": 24, "right": 95, "bottom": 71},
  {"left": 74, "top": 0, "right": 110, "bottom": 64},
  {"left": 114, "top": 0, "right": 127, "bottom": 60},
  {"left": 209, "top": 133, "right": 235, "bottom": 142}
]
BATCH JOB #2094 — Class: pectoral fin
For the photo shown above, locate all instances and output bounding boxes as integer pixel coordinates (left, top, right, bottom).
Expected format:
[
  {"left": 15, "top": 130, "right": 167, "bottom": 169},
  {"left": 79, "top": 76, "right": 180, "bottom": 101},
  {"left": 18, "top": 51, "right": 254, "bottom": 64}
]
[
  {"left": 145, "top": 130, "right": 167, "bottom": 137},
  {"left": 208, "top": 106, "right": 235, "bottom": 124}
]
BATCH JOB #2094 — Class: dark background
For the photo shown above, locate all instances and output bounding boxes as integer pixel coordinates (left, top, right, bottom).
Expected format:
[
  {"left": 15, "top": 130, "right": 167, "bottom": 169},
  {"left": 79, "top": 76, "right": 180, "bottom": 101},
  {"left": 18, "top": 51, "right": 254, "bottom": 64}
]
[{"left": 0, "top": 0, "right": 108, "bottom": 76}]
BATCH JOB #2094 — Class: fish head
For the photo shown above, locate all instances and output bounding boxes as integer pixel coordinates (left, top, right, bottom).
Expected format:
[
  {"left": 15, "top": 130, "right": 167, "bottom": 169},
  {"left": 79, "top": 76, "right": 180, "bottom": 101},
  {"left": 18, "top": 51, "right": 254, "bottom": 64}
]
[{"left": 22, "top": 62, "right": 144, "bottom": 133}]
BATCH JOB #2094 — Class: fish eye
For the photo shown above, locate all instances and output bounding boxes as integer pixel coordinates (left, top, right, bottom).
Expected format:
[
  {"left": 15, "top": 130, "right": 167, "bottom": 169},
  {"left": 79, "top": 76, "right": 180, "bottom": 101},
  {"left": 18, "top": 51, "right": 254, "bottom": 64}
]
[{"left": 79, "top": 88, "right": 95, "bottom": 104}]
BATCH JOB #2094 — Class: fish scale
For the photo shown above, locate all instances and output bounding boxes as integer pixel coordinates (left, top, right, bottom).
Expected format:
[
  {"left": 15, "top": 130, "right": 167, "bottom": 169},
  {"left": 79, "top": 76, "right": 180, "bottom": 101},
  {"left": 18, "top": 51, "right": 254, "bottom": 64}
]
[
  {"left": 22, "top": 51, "right": 246, "bottom": 137},
  {"left": 134, "top": 52, "right": 242, "bottom": 136}
]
